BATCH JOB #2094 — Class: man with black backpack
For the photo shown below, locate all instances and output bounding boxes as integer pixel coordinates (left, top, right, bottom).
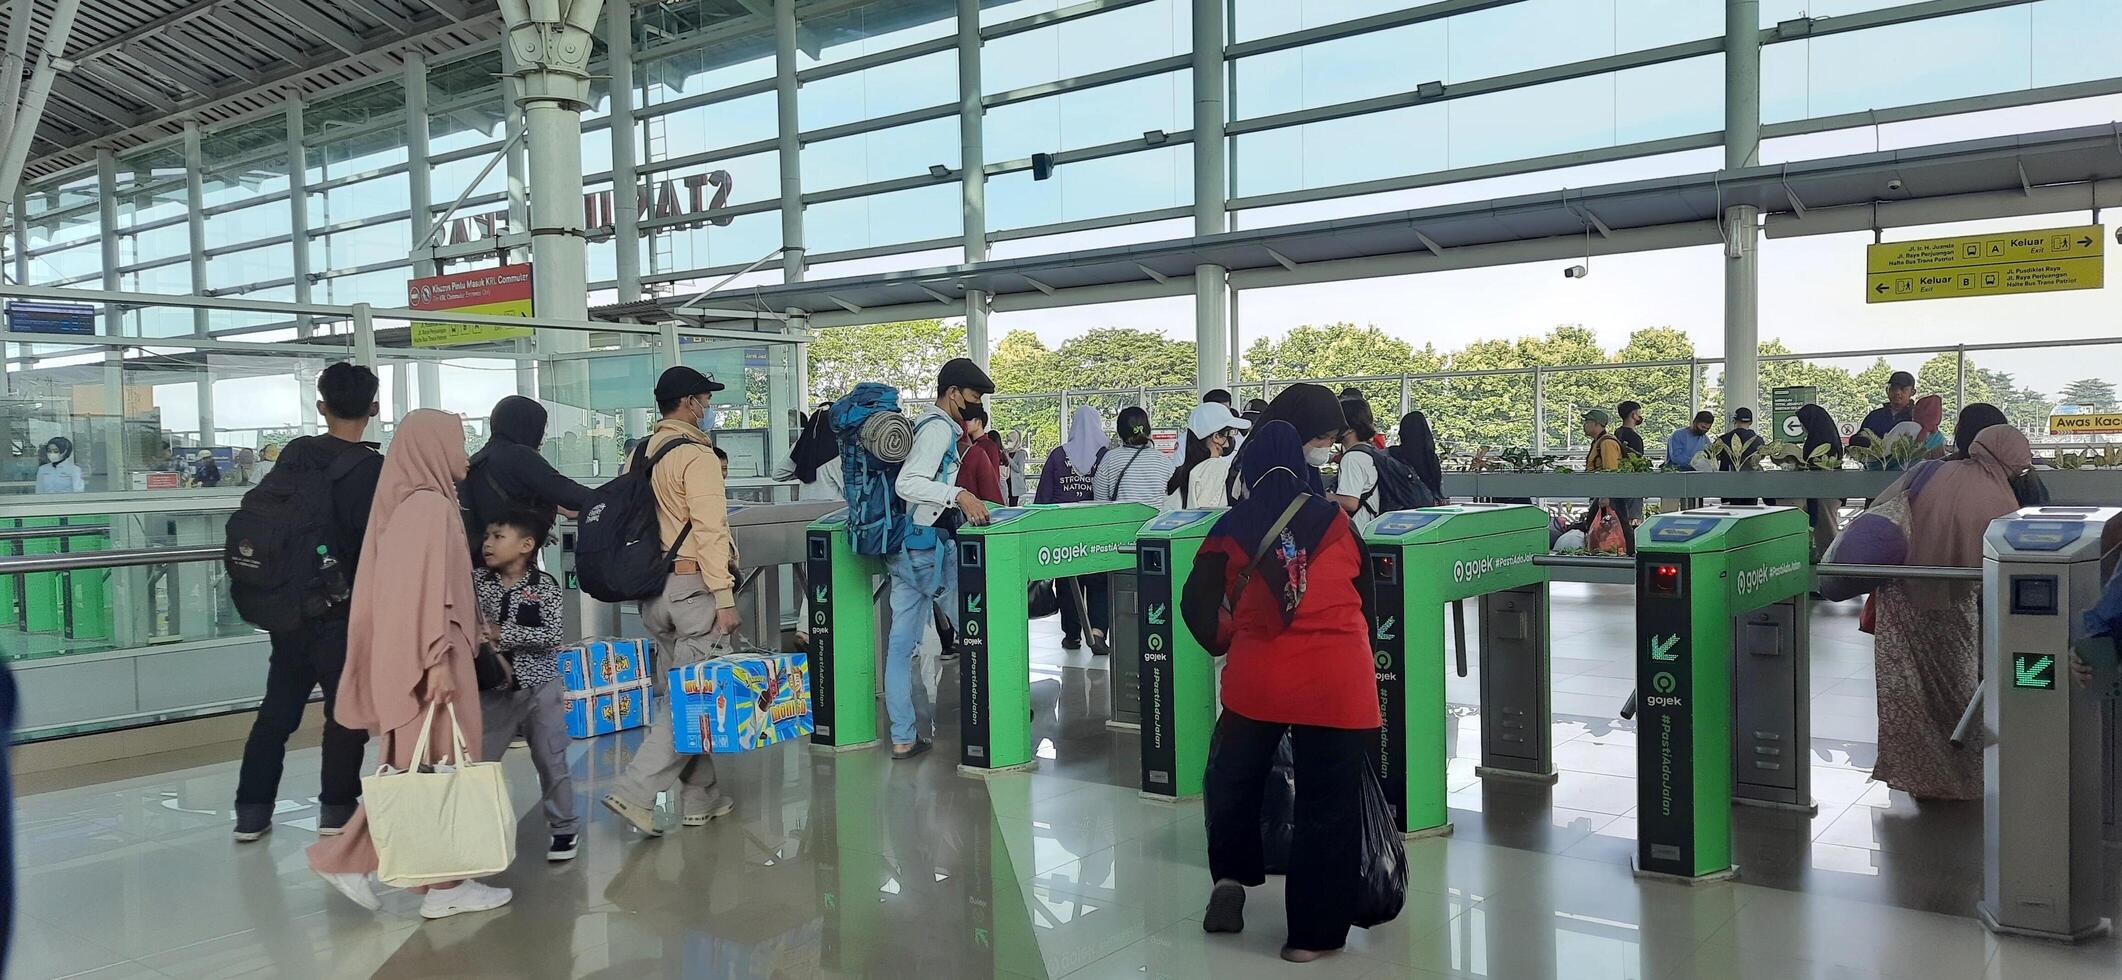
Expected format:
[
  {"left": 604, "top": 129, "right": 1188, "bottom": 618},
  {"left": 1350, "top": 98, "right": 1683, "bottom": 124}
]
[
  {"left": 1328, "top": 398, "right": 1432, "bottom": 528},
  {"left": 231, "top": 363, "right": 385, "bottom": 842},
  {"left": 601, "top": 366, "right": 742, "bottom": 837}
]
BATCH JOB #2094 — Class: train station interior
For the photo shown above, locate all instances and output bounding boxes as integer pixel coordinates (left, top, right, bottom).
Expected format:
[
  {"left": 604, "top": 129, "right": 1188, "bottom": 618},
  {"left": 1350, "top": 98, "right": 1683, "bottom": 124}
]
[{"left": 4, "top": 0, "right": 2122, "bottom": 977}]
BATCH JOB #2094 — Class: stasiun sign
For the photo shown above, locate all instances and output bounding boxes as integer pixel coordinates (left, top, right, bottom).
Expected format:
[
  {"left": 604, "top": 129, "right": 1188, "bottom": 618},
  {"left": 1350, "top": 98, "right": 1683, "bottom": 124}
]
[{"left": 437, "top": 170, "right": 735, "bottom": 246}]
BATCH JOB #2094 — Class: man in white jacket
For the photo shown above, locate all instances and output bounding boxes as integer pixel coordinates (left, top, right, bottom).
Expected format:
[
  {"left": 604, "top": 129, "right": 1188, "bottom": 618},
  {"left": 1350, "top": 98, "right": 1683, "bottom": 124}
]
[{"left": 883, "top": 358, "right": 994, "bottom": 759}]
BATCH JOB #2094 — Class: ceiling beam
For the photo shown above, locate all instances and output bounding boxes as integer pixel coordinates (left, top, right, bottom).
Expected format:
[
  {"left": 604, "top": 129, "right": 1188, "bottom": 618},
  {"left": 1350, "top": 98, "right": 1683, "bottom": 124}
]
[
  {"left": 252, "top": 0, "right": 363, "bottom": 55},
  {"left": 73, "top": 1, "right": 229, "bottom": 62},
  {"left": 164, "top": 29, "right": 266, "bottom": 87},
  {"left": 49, "top": 76, "right": 142, "bottom": 127},
  {"left": 407, "top": 0, "right": 473, "bottom": 21},
  {"left": 73, "top": 62, "right": 177, "bottom": 106},
  {"left": 210, "top": 8, "right": 310, "bottom": 63},
  {"left": 122, "top": 43, "right": 225, "bottom": 95},
  {"left": 343, "top": 0, "right": 415, "bottom": 35}
]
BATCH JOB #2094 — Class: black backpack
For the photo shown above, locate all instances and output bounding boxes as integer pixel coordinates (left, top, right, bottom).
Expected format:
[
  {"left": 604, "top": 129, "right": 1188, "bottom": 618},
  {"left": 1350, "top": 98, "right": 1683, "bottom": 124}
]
[
  {"left": 1346, "top": 444, "right": 1437, "bottom": 515},
  {"left": 224, "top": 439, "right": 375, "bottom": 632},
  {"left": 575, "top": 438, "right": 702, "bottom": 602}
]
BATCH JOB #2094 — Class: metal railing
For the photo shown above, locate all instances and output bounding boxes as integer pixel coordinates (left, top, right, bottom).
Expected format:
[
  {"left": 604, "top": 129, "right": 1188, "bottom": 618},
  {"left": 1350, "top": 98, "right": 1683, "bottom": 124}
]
[{"left": 0, "top": 545, "right": 220, "bottom": 574}]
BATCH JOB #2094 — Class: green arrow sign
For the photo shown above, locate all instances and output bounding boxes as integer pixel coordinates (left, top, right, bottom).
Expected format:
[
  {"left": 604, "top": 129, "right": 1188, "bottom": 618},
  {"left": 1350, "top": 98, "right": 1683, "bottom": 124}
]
[
  {"left": 1147, "top": 602, "right": 1167, "bottom": 626},
  {"left": 2013, "top": 654, "right": 2056, "bottom": 690},
  {"left": 1650, "top": 634, "right": 1681, "bottom": 662},
  {"left": 968, "top": 594, "right": 983, "bottom": 614},
  {"left": 1376, "top": 615, "right": 1397, "bottom": 640}
]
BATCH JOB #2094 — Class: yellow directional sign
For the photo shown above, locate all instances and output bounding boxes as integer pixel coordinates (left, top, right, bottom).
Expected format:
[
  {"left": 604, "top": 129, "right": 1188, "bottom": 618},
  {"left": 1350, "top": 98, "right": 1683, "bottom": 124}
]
[
  {"left": 2049, "top": 413, "right": 2122, "bottom": 436},
  {"left": 1866, "top": 224, "right": 2104, "bottom": 304}
]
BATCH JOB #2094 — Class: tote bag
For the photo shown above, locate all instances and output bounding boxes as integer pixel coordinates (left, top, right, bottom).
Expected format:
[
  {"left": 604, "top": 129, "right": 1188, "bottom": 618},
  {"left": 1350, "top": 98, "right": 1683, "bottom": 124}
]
[
  {"left": 362, "top": 703, "right": 517, "bottom": 888},
  {"left": 1818, "top": 461, "right": 1940, "bottom": 602}
]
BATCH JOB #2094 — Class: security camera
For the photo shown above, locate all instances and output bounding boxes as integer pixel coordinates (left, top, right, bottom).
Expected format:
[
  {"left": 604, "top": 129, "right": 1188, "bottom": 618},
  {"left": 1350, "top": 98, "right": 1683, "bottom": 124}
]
[
  {"left": 1886, "top": 178, "right": 1905, "bottom": 192},
  {"left": 1563, "top": 264, "right": 1590, "bottom": 279},
  {"left": 2114, "top": 226, "right": 2121, "bottom": 245}
]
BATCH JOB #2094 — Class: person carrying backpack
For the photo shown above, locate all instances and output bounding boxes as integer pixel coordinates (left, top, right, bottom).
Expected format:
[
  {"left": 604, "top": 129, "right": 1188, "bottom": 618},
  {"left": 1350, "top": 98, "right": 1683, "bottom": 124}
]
[
  {"left": 231, "top": 362, "right": 385, "bottom": 842},
  {"left": 601, "top": 367, "right": 742, "bottom": 837},
  {"left": 1328, "top": 399, "right": 1432, "bottom": 529},
  {"left": 460, "top": 395, "right": 591, "bottom": 563},
  {"left": 882, "top": 357, "right": 995, "bottom": 760}
]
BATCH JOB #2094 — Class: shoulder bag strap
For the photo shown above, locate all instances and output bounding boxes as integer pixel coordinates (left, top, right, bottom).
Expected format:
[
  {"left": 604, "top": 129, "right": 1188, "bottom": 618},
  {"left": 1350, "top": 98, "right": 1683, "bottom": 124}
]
[
  {"left": 1222, "top": 495, "right": 1310, "bottom": 614},
  {"left": 1104, "top": 447, "right": 1145, "bottom": 501}
]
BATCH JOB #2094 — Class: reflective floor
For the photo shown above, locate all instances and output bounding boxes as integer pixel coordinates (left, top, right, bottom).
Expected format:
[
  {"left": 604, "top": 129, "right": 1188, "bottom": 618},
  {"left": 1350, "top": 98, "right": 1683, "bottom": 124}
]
[{"left": 15, "top": 585, "right": 2122, "bottom": 979}]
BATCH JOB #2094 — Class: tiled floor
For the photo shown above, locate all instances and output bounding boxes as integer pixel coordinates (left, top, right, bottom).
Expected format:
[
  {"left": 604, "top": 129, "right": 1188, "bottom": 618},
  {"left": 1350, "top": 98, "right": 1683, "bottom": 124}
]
[{"left": 14, "top": 584, "right": 2122, "bottom": 979}]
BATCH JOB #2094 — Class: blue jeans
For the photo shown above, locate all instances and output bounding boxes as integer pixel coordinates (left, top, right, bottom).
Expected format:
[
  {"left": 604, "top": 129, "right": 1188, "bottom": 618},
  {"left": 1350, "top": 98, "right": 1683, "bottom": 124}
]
[{"left": 885, "top": 536, "right": 957, "bottom": 746}]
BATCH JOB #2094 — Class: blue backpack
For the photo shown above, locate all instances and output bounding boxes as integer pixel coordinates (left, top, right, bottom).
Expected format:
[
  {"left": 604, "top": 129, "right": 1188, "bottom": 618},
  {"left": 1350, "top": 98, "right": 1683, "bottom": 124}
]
[{"left": 831, "top": 383, "right": 958, "bottom": 557}]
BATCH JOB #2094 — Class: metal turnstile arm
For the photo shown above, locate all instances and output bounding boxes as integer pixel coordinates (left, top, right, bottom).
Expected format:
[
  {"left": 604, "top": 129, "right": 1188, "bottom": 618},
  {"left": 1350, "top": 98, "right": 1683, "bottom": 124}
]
[
  {"left": 1948, "top": 685, "right": 1985, "bottom": 749},
  {"left": 1451, "top": 599, "right": 1469, "bottom": 678}
]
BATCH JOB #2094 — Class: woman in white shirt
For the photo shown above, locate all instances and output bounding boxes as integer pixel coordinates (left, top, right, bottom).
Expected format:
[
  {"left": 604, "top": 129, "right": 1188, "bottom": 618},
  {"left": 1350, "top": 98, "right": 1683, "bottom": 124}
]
[
  {"left": 773, "top": 405, "right": 845, "bottom": 502},
  {"left": 1328, "top": 398, "right": 1382, "bottom": 528},
  {"left": 1165, "top": 402, "right": 1251, "bottom": 511},
  {"left": 1094, "top": 406, "right": 1176, "bottom": 507}
]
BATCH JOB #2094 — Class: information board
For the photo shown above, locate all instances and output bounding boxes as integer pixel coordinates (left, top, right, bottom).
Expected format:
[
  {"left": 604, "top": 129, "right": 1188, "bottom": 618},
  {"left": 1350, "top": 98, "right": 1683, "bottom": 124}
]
[
  {"left": 408, "top": 264, "right": 535, "bottom": 347},
  {"left": 1866, "top": 225, "right": 2104, "bottom": 304}
]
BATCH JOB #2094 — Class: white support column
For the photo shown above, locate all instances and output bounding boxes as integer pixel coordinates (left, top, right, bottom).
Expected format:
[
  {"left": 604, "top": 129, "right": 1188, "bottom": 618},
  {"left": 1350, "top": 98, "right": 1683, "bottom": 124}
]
[
  {"left": 1722, "top": 0, "right": 1762, "bottom": 417},
  {"left": 955, "top": 0, "right": 989, "bottom": 366},
  {"left": 0, "top": 0, "right": 82, "bottom": 208},
  {"left": 500, "top": 42, "right": 530, "bottom": 259},
  {"left": 0, "top": 0, "right": 34, "bottom": 161},
  {"left": 285, "top": 94, "right": 315, "bottom": 338},
  {"left": 1190, "top": 0, "right": 1227, "bottom": 394},
  {"left": 405, "top": 51, "right": 437, "bottom": 279},
  {"left": 606, "top": 0, "right": 643, "bottom": 301},
  {"left": 775, "top": 0, "right": 806, "bottom": 286},
  {"left": 184, "top": 118, "right": 216, "bottom": 444}
]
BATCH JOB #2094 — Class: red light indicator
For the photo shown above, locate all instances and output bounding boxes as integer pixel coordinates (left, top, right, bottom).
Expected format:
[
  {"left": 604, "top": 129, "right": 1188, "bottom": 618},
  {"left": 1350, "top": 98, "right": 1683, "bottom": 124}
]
[{"left": 1651, "top": 563, "right": 1682, "bottom": 596}]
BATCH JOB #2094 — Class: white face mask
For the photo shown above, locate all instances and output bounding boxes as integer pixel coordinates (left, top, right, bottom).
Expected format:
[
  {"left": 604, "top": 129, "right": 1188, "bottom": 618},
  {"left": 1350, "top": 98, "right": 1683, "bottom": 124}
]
[{"left": 1305, "top": 445, "right": 1335, "bottom": 467}]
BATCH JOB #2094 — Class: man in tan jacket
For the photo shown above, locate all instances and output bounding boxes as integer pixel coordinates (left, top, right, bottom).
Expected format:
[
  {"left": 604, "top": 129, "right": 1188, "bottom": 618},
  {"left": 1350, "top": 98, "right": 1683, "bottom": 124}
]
[{"left": 603, "top": 366, "right": 740, "bottom": 836}]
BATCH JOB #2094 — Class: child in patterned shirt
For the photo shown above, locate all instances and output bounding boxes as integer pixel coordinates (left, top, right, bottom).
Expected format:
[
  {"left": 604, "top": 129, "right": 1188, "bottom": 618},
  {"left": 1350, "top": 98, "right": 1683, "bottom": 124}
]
[{"left": 474, "top": 510, "right": 576, "bottom": 862}]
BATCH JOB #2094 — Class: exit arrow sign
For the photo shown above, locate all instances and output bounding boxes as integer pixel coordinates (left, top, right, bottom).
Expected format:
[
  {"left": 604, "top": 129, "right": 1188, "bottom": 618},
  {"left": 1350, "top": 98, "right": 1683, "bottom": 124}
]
[
  {"left": 1146, "top": 602, "right": 1166, "bottom": 626},
  {"left": 967, "top": 594, "right": 983, "bottom": 614},
  {"left": 2013, "top": 653, "right": 2056, "bottom": 690},
  {"left": 1650, "top": 634, "right": 1681, "bottom": 662}
]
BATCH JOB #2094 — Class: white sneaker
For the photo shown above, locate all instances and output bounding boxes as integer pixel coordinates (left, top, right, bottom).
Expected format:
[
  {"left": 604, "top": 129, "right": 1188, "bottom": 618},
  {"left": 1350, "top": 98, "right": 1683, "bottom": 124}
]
[
  {"left": 682, "top": 793, "right": 735, "bottom": 827},
  {"left": 419, "top": 880, "right": 513, "bottom": 920},
  {"left": 316, "top": 869, "right": 381, "bottom": 912}
]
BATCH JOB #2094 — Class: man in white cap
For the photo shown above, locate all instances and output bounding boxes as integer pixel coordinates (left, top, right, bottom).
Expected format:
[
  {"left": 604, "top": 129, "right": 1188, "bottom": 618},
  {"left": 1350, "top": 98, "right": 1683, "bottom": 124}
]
[{"left": 1168, "top": 401, "right": 1252, "bottom": 510}]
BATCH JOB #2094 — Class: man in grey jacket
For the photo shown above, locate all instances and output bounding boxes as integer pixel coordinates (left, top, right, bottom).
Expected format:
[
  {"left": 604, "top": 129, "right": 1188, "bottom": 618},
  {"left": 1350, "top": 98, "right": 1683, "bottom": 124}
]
[{"left": 883, "top": 358, "right": 994, "bottom": 759}]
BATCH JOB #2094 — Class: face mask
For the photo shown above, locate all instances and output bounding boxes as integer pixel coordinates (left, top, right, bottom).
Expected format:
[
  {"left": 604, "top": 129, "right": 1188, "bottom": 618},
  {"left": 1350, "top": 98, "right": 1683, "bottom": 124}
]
[{"left": 1305, "top": 445, "right": 1335, "bottom": 467}]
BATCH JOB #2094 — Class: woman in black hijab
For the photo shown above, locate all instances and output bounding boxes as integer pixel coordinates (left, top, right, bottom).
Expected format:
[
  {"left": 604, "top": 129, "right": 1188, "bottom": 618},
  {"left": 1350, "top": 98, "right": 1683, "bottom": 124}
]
[
  {"left": 776, "top": 406, "right": 843, "bottom": 502},
  {"left": 462, "top": 395, "right": 591, "bottom": 560},
  {"left": 1389, "top": 411, "right": 1443, "bottom": 500},
  {"left": 1792, "top": 404, "right": 1844, "bottom": 557},
  {"left": 1952, "top": 403, "right": 2010, "bottom": 459}
]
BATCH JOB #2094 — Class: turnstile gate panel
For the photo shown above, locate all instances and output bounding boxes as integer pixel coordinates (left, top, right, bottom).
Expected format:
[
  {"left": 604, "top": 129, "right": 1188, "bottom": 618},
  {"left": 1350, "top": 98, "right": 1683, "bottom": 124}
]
[
  {"left": 1633, "top": 505, "right": 1812, "bottom": 881},
  {"left": 1135, "top": 508, "right": 1222, "bottom": 799},
  {"left": 957, "top": 502, "right": 1157, "bottom": 773},
  {"left": 1980, "top": 506, "right": 2122, "bottom": 942},
  {"left": 1363, "top": 503, "right": 1552, "bottom": 836},
  {"left": 1477, "top": 586, "right": 1551, "bottom": 778},
  {"left": 806, "top": 510, "right": 885, "bottom": 749}
]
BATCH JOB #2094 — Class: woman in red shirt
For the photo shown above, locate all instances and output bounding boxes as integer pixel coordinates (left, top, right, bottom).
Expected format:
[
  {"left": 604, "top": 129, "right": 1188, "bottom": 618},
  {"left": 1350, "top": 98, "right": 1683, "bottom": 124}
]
[
  {"left": 955, "top": 404, "right": 1005, "bottom": 505},
  {"left": 1181, "top": 416, "right": 1381, "bottom": 963}
]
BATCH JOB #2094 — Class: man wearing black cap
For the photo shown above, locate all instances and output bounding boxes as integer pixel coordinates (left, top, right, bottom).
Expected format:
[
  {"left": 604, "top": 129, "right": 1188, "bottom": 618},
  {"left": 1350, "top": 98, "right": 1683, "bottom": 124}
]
[
  {"left": 1859, "top": 370, "right": 1918, "bottom": 441},
  {"left": 603, "top": 365, "right": 742, "bottom": 835},
  {"left": 882, "top": 356, "right": 996, "bottom": 760},
  {"left": 1713, "top": 406, "right": 1766, "bottom": 506}
]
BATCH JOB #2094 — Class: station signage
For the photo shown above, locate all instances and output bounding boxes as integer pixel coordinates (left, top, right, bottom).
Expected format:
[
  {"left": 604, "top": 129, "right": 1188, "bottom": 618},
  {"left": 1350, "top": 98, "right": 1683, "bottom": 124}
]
[
  {"left": 437, "top": 171, "right": 735, "bottom": 246},
  {"left": 2049, "top": 412, "right": 2122, "bottom": 435},
  {"left": 5, "top": 300, "right": 94, "bottom": 335},
  {"left": 407, "top": 264, "right": 534, "bottom": 348},
  {"left": 1865, "top": 224, "right": 2104, "bottom": 304}
]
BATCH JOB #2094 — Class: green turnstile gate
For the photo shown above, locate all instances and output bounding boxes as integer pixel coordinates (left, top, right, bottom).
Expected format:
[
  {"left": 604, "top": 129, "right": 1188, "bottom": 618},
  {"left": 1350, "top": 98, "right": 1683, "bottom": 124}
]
[
  {"left": 1364, "top": 504, "right": 1553, "bottom": 837},
  {"left": 806, "top": 510, "right": 885, "bottom": 750},
  {"left": 958, "top": 502, "right": 1156, "bottom": 773},
  {"left": 1633, "top": 505, "right": 1813, "bottom": 882},
  {"left": 1134, "top": 508, "right": 1222, "bottom": 800}
]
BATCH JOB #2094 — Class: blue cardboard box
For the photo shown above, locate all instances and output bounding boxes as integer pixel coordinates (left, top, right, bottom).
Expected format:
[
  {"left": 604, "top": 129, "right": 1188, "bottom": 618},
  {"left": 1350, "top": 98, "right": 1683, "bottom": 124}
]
[
  {"left": 669, "top": 652, "right": 812, "bottom": 754},
  {"left": 556, "top": 637, "right": 656, "bottom": 739},
  {"left": 563, "top": 684, "right": 654, "bottom": 740}
]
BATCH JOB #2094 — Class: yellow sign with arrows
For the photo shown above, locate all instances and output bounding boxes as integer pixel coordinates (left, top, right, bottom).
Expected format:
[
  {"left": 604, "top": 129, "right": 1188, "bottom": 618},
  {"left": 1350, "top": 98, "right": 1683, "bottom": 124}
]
[{"left": 1866, "top": 224, "right": 2104, "bottom": 304}]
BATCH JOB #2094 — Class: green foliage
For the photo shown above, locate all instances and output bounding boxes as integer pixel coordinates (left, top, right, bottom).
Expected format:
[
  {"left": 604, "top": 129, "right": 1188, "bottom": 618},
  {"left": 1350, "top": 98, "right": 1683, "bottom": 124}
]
[
  {"left": 806, "top": 319, "right": 966, "bottom": 401},
  {"left": 2060, "top": 378, "right": 2119, "bottom": 412}
]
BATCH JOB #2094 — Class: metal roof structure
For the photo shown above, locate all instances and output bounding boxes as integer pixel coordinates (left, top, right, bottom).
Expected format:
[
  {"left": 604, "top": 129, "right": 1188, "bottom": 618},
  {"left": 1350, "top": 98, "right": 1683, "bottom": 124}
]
[
  {"left": 7, "top": 0, "right": 505, "bottom": 179},
  {"left": 637, "top": 123, "right": 2122, "bottom": 328}
]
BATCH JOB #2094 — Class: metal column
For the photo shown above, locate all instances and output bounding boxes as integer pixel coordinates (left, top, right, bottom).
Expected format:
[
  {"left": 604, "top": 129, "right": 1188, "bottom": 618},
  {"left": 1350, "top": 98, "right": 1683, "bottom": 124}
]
[
  {"left": 1721, "top": 0, "right": 1762, "bottom": 418},
  {"left": 405, "top": 52, "right": 437, "bottom": 279},
  {"left": 606, "top": 0, "right": 643, "bottom": 302},
  {"left": 776, "top": 0, "right": 807, "bottom": 286},
  {"left": 1190, "top": 0, "right": 1227, "bottom": 394},
  {"left": 955, "top": 0, "right": 987, "bottom": 365},
  {"left": 0, "top": 0, "right": 82, "bottom": 206},
  {"left": 183, "top": 119, "right": 215, "bottom": 444},
  {"left": 285, "top": 95, "right": 315, "bottom": 339}
]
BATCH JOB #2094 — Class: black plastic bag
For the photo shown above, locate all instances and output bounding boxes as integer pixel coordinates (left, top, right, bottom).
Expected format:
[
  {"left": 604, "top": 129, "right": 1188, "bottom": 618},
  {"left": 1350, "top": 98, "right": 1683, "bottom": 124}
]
[
  {"left": 1351, "top": 763, "right": 1407, "bottom": 928},
  {"left": 1027, "top": 580, "right": 1059, "bottom": 618},
  {"left": 1260, "top": 734, "right": 1296, "bottom": 875}
]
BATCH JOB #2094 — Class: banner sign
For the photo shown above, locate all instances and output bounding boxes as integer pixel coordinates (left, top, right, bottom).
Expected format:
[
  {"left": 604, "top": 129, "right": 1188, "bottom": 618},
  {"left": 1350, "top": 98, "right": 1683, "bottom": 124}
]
[
  {"left": 6, "top": 301, "right": 94, "bottom": 336},
  {"left": 1866, "top": 224, "right": 2104, "bottom": 304},
  {"left": 408, "top": 265, "right": 534, "bottom": 347}
]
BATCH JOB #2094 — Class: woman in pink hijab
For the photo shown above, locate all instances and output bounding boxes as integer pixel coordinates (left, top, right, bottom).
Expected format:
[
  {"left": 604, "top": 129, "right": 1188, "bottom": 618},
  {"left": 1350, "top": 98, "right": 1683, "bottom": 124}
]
[
  {"left": 310, "top": 409, "right": 508, "bottom": 919},
  {"left": 1868, "top": 413, "right": 2034, "bottom": 800}
]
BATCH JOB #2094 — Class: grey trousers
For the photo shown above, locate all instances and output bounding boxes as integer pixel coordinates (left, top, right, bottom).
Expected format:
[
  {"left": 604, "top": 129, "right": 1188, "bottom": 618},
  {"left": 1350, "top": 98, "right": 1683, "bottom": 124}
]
[
  {"left": 478, "top": 678, "right": 578, "bottom": 835},
  {"left": 610, "top": 573, "right": 721, "bottom": 811}
]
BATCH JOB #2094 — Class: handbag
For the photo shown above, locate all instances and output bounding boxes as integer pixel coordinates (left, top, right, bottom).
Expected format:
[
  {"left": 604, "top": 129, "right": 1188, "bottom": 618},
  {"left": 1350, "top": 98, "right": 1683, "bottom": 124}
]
[
  {"left": 1820, "top": 461, "right": 1940, "bottom": 601},
  {"left": 362, "top": 702, "right": 517, "bottom": 888}
]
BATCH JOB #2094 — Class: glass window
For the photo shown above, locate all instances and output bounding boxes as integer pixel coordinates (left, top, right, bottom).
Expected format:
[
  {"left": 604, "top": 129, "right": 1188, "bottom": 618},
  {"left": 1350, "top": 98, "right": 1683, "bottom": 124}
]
[
  {"left": 802, "top": 116, "right": 960, "bottom": 193},
  {"left": 986, "top": 144, "right": 1191, "bottom": 231},
  {"left": 985, "top": 71, "right": 1190, "bottom": 161},
  {"left": 430, "top": 106, "right": 508, "bottom": 156},
  {"left": 304, "top": 78, "right": 406, "bottom": 140},
  {"left": 206, "top": 243, "right": 291, "bottom": 291},
  {"left": 205, "top": 202, "right": 292, "bottom": 250},
  {"left": 1232, "top": 21, "right": 1443, "bottom": 120},
  {"left": 805, "top": 181, "right": 961, "bottom": 253},
  {"left": 26, "top": 242, "right": 101, "bottom": 283},
  {"left": 309, "top": 173, "right": 412, "bottom": 227},
  {"left": 123, "top": 224, "right": 189, "bottom": 267},
  {"left": 645, "top": 91, "right": 777, "bottom": 161},
  {"left": 800, "top": 0, "right": 955, "bottom": 67},
  {"left": 428, "top": 51, "right": 504, "bottom": 104},
  {"left": 203, "top": 157, "right": 292, "bottom": 208},
  {"left": 116, "top": 182, "right": 187, "bottom": 226},
  {"left": 431, "top": 153, "right": 507, "bottom": 203},
  {"left": 23, "top": 207, "right": 100, "bottom": 250},
  {"left": 646, "top": 149, "right": 780, "bottom": 210},
  {"left": 312, "top": 220, "right": 411, "bottom": 273},
  {"left": 982, "top": 0, "right": 1188, "bottom": 96},
  {"left": 21, "top": 174, "right": 97, "bottom": 217},
  {"left": 1760, "top": 1, "right": 1926, "bottom": 26},
  {"left": 1232, "top": 0, "right": 1408, "bottom": 42},
  {"left": 799, "top": 50, "right": 956, "bottom": 131},
  {"left": 648, "top": 209, "right": 781, "bottom": 274},
  {"left": 309, "top": 125, "right": 410, "bottom": 181},
  {"left": 315, "top": 266, "right": 412, "bottom": 306},
  {"left": 638, "top": 30, "right": 776, "bottom": 106}
]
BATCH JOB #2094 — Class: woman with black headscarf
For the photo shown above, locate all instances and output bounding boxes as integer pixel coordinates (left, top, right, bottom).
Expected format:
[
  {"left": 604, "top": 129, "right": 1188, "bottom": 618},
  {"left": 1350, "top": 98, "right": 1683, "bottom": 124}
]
[
  {"left": 1183, "top": 420, "right": 1380, "bottom": 963},
  {"left": 461, "top": 395, "right": 591, "bottom": 560},
  {"left": 35, "top": 437, "right": 83, "bottom": 493},
  {"left": 1790, "top": 404, "right": 1844, "bottom": 558},
  {"left": 1390, "top": 411, "right": 1444, "bottom": 501},
  {"left": 774, "top": 405, "right": 844, "bottom": 503},
  {"left": 1952, "top": 403, "right": 2010, "bottom": 459}
]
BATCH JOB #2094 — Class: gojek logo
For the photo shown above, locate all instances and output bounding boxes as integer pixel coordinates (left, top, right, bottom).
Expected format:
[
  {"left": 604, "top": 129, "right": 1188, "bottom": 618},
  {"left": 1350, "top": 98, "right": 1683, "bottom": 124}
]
[
  {"left": 1452, "top": 553, "right": 1535, "bottom": 584},
  {"left": 1736, "top": 560, "right": 1805, "bottom": 595},
  {"left": 1037, "top": 541, "right": 1119, "bottom": 566}
]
